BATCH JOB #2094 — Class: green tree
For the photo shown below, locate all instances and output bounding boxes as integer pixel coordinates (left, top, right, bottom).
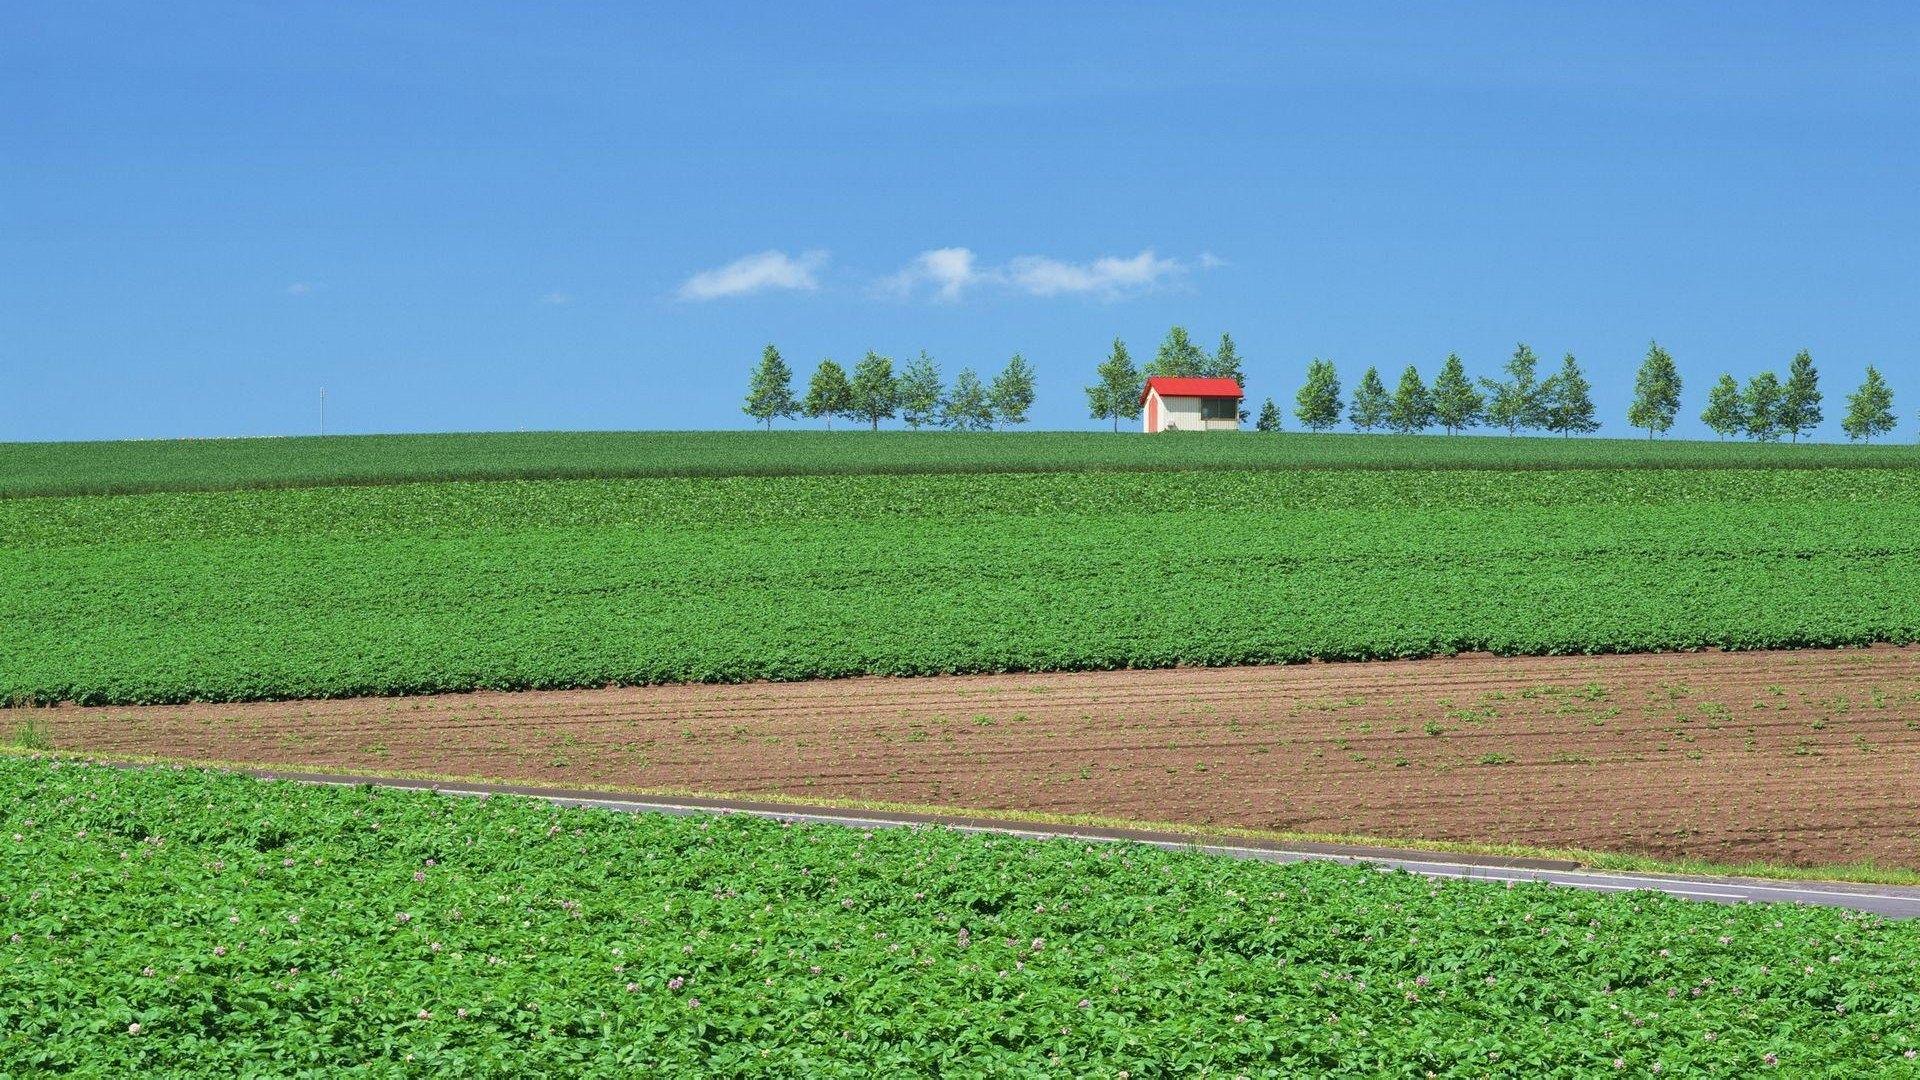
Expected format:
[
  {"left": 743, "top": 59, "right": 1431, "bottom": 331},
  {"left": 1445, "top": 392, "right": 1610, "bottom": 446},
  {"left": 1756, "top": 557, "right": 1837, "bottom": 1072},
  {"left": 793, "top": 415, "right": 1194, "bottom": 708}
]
[
  {"left": 1387, "top": 365, "right": 1435, "bottom": 434},
  {"left": 1780, "top": 349, "right": 1823, "bottom": 442},
  {"left": 1841, "top": 365, "right": 1896, "bottom": 443},
  {"left": 1627, "top": 341, "right": 1683, "bottom": 438},
  {"left": 742, "top": 344, "right": 797, "bottom": 430},
  {"left": 897, "top": 352, "right": 944, "bottom": 430},
  {"left": 847, "top": 351, "right": 901, "bottom": 431},
  {"left": 1700, "top": 374, "right": 1746, "bottom": 440},
  {"left": 1085, "top": 338, "right": 1144, "bottom": 432},
  {"left": 1254, "top": 397, "right": 1281, "bottom": 432},
  {"left": 1348, "top": 366, "right": 1390, "bottom": 432},
  {"left": 1743, "top": 370, "right": 1784, "bottom": 442},
  {"left": 801, "top": 358, "right": 852, "bottom": 430},
  {"left": 988, "top": 353, "right": 1037, "bottom": 429},
  {"left": 942, "top": 368, "right": 994, "bottom": 431},
  {"left": 1430, "top": 353, "right": 1485, "bottom": 434},
  {"left": 1540, "top": 353, "right": 1599, "bottom": 437},
  {"left": 1294, "top": 359, "right": 1343, "bottom": 432},
  {"left": 1481, "top": 344, "right": 1547, "bottom": 435},
  {"left": 1207, "top": 333, "right": 1249, "bottom": 422},
  {"left": 1144, "top": 325, "right": 1209, "bottom": 379},
  {"left": 1206, "top": 333, "right": 1245, "bottom": 386}
]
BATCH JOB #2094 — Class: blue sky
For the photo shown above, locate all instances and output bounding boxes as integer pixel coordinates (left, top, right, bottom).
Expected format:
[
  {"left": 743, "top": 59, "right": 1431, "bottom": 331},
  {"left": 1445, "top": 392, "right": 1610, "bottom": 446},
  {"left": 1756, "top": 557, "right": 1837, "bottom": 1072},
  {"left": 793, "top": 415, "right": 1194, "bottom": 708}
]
[{"left": 4, "top": 2, "right": 1915, "bottom": 441}]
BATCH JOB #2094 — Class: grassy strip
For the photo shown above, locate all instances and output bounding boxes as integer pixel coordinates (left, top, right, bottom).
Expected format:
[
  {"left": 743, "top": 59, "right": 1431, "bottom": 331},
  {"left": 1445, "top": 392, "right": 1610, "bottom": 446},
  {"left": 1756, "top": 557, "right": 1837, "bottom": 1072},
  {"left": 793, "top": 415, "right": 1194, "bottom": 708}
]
[
  {"left": 7, "top": 428, "right": 1918, "bottom": 498},
  {"left": 10, "top": 746, "right": 1915, "bottom": 887}
]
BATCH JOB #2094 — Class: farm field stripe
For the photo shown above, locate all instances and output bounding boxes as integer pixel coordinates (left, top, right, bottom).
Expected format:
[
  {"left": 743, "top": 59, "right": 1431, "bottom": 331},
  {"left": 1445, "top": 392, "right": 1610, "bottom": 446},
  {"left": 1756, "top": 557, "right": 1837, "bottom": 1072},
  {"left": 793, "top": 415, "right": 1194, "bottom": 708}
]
[{"left": 31, "top": 645, "right": 1920, "bottom": 875}]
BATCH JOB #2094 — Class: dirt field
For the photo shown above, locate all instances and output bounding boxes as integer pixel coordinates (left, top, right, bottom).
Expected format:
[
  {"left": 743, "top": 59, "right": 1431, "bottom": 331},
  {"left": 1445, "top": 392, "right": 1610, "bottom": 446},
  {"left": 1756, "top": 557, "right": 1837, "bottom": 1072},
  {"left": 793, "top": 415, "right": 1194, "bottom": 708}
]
[{"left": 28, "top": 647, "right": 1920, "bottom": 869}]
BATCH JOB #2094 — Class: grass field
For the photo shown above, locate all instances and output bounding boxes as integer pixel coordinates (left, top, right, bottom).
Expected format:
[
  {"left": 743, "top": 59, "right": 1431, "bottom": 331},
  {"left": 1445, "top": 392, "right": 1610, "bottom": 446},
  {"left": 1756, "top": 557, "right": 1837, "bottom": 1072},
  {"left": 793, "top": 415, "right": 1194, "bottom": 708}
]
[
  {"left": 5, "top": 755, "right": 1917, "bottom": 1075},
  {"left": 6, "top": 465, "right": 1920, "bottom": 705},
  {"left": 4, "top": 429, "right": 1917, "bottom": 497}
]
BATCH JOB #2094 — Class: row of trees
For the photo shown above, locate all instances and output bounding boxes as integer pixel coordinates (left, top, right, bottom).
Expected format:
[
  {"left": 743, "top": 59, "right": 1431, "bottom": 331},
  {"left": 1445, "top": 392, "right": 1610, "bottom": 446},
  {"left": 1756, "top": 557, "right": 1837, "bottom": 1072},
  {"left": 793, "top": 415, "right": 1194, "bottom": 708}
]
[
  {"left": 1699, "top": 353, "right": 1898, "bottom": 443},
  {"left": 744, "top": 346, "right": 1036, "bottom": 431},
  {"left": 747, "top": 330, "right": 1905, "bottom": 442},
  {"left": 1277, "top": 349, "right": 1602, "bottom": 436}
]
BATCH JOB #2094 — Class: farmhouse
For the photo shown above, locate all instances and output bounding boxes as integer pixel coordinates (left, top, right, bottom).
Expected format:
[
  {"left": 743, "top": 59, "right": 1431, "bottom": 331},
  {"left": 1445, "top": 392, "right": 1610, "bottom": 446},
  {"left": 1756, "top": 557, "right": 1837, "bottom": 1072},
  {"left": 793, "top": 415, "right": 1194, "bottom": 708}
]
[{"left": 1140, "top": 376, "right": 1243, "bottom": 433}]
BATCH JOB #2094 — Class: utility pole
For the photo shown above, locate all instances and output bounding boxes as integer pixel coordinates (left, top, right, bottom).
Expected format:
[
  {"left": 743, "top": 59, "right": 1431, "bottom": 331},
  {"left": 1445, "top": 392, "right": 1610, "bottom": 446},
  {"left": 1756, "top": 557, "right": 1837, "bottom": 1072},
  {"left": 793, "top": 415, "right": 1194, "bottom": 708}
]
[{"left": 320, "top": 387, "right": 327, "bottom": 436}]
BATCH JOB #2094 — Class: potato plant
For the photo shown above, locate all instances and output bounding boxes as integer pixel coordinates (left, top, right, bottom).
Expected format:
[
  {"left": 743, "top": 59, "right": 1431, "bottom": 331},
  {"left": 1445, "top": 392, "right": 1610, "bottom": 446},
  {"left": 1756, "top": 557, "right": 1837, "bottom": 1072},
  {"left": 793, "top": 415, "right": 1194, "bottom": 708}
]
[{"left": 3, "top": 757, "right": 1919, "bottom": 1074}]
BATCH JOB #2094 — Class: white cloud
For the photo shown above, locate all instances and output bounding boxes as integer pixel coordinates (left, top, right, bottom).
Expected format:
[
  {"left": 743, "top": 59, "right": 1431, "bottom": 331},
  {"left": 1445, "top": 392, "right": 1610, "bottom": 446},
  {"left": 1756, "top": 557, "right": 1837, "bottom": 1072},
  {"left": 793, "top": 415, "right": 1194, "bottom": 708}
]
[
  {"left": 1006, "top": 250, "right": 1183, "bottom": 298},
  {"left": 675, "top": 249, "right": 827, "bottom": 301},
  {"left": 285, "top": 282, "right": 316, "bottom": 296},
  {"left": 881, "top": 248, "right": 1204, "bottom": 302},
  {"left": 877, "top": 246, "right": 987, "bottom": 302},
  {"left": 539, "top": 291, "right": 573, "bottom": 305}
]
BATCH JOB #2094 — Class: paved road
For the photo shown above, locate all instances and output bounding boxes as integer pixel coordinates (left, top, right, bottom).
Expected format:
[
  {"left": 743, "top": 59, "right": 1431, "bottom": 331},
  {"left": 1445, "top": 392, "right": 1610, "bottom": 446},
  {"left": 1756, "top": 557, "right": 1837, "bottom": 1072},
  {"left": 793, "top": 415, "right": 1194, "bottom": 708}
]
[{"left": 252, "top": 768, "right": 1920, "bottom": 920}]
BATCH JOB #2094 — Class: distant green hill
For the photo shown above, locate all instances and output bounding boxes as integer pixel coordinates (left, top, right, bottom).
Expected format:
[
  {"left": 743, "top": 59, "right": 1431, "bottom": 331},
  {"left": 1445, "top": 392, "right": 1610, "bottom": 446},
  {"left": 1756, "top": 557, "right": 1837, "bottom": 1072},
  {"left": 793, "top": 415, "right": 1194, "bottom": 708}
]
[{"left": 3, "top": 429, "right": 1916, "bottom": 498}]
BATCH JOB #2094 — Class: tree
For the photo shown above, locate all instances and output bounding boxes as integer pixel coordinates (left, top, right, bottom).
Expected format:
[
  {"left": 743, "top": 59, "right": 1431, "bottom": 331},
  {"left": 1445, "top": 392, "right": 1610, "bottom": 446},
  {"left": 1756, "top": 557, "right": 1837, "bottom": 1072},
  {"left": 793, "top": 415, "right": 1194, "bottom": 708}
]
[
  {"left": 801, "top": 358, "right": 852, "bottom": 429},
  {"left": 942, "top": 368, "right": 994, "bottom": 431},
  {"left": 1780, "top": 349, "right": 1823, "bottom": 442},
  {"left": 1540, "top": 353, "right": 1599, "bottom": 437},
  {"left": 1294, "top": 359, "right": 1343, "bottom": 432},
  {"left": 1742, "top": 371, "right": 1784, "bottom": 442},
  {"left": 1253, "top": 397, "right": 1282, "bottom": 432},
  {"left": 1481, "top": 344, "right": 1547, "bottom": 435},
  {"left": 1700, "top": 374, "right": 1746, "bottom": 440},
  {"left": 1085, "top": 338, "right": 1143, "bottom": 432},
  {"left": 1348, "top": 366, "right": 1390, "bottom": 432},
  {"left": 1841, "top": 365, "right": 1896, "bottom": 443},
  {"left": 897, "top": 352, "right": 944, "bottom": 430},
  {"left": 1387, "top": 365, "right": 1435, "bottom": 434},
  {"left": 1627, "top": 341, "right": 1682, "bottom": 438},
  {"left": 742, "top": 344, "right": 797, "bottom": 430},
  {"left": 988, "top": 353, "right": 1037, "bottom": 429},
  {"left": 1430, "top": 353, "right": 1485, "bottom": 434},
  {"left": 1144, "top": 326, "right": 1208, "bottom": 379},
  {"left": 1207, "top": 333, "right": 1249, "bottom": 422},
  {"left": 847, "top": 351, "right": 900, "bottom": 431},
  {"left": 1206, "top": 333, "right": 1245, "bottom": 386}
]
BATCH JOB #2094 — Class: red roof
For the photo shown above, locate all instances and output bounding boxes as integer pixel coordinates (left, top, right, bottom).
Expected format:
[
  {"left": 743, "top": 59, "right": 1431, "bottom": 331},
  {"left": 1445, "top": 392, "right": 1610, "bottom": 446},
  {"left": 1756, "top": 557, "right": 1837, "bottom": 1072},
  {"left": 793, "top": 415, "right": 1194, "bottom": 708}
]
[{"left": 1140, "top": 376, "right": 1243, "bottom": 404}]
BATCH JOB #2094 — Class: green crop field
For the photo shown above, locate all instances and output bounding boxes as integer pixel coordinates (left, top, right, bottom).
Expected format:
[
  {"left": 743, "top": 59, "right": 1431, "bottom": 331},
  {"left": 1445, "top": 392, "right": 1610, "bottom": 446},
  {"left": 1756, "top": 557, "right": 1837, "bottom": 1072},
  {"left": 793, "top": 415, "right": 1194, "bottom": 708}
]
[
  {"left": 3, "top": 755, "right": 1915, "bottom": 1075},
  {"left": 6, "top": 466, "right": 1920, "bottom": 705},
  {"left": 4, "top": 429, "right": 1917, "bottom": 497}
]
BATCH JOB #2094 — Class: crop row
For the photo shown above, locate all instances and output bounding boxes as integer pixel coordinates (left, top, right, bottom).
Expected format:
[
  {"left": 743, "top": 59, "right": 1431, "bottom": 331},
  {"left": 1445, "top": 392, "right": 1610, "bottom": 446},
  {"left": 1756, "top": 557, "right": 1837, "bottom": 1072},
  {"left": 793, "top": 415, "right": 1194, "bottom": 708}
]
[
  {"left": 6, "top": 429, "right": 1919, "bottom": 498},
  {"left": 3, "top": 755, "right": 1916, "bottom": 1073},
  {"left": 5, "top": 471, "right": 1920, "bottom": 704}
]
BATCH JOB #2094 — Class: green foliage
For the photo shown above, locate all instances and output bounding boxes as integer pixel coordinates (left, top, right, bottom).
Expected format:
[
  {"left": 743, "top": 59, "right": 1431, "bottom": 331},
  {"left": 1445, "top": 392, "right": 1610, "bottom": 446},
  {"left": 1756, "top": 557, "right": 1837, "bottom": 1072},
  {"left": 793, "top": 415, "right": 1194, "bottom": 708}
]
[
  {"left": 1842, "top": 366, "right": 1897, "bottom": 444},
  {"left": 1254, "top": 398, "right": 1281, "bottom": 432},
  {"left": 1429, "top": 354, "right": 1484, "bottom": 434},
  {"left": 1541, "top": 354, "right": 1599, "bottom": 437},
  {"left": 741, "top": 344, "right": 797, "bottom": 430},
  {"left": 1294, "top": 359, "right": 1343, "bottom": 432},
  {"left": 7, "top": 430, "right": 1920, "bottom": 500},
  {"left": 5, "top": 757, "right": 1920, "bottom": 1074},
  {"left": 1481, "top": 344, "right": 1547, "bottom": 435},
  {"left": 801, "top": 360, "right": 853, "bottom": 430},
  {"left": 941, "top": 369, "right": 994, "bottom": 432},
  {"left": 1144, "top": 326, "right": 1209, "bottom": 379},
  {"left": 988, "top": 354, "right": 1036, "bottom": 429},
  {"left": 10, "top": 467, "right": 1920, "bottom": 705},
  {"left": 1628, "top": 342, "right": 1683, "bottom": 438},
  {"left": 1781, "top": 350, "right": 1823, "bottom": 443},
  {"left": 1387, "top": 365, "right": 1435, "bottom": 434},
  {"left": 1702, "top": 375, "right": 1747, "bottom": 440},
  {"left": 848, "top": 352, "right": 900, "bottom": 431},
  {"left": 1744, "top": 372, "right": 1785, "bottom": 443},
  {"left": 897, "top": 352, "right": 945, "bottom": 430},
  {"left": 1348, "top": 367, "right": 1390, "bottom": 432},
  {"left": 1085, "top": 339, "right": 1142, "bottom": 431},
  {"left": 1205, "top": 332, "right": 1245, "bottom": 387}
]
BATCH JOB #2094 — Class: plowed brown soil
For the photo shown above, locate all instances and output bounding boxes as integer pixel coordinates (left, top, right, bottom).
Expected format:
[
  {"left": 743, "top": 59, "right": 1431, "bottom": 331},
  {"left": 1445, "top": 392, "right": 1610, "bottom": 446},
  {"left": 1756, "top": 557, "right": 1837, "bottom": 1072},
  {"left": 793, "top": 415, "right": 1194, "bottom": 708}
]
[{"left": 30, "top": 647, "right": 1920, "bottom": 869}]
